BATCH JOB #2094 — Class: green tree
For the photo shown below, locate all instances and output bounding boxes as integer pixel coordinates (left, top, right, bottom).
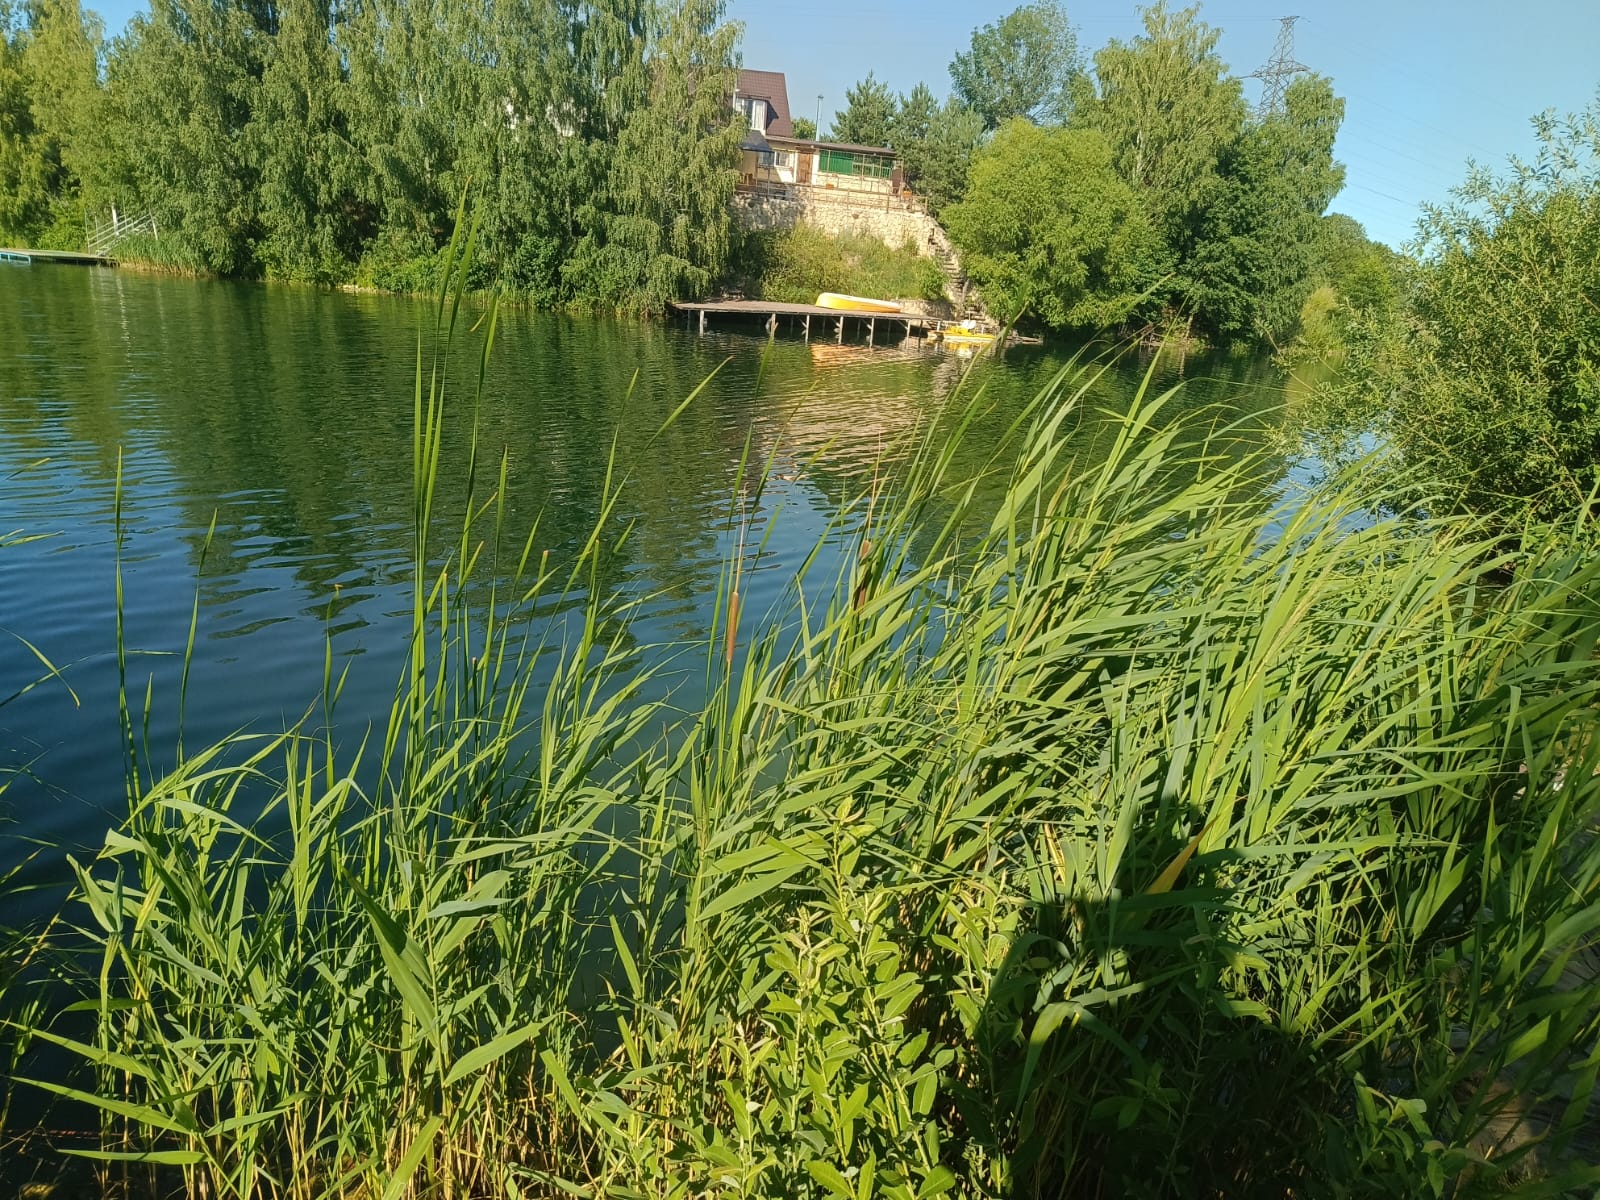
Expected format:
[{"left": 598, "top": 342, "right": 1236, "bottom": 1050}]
[
  {"left": 253, "top": 0, "right": 365, "bottom": 281},
  {"left": 945, "top": 120, "right": 1158, "bottom": 329},
  {"left": 0, "top": 3, "right": 52, "bottom": 240},
  {"left": 1319, "top": 103, "right": 1600, "bottom": 525},
  {"left": 1075, "top": 2, "right": 1245, "bottom": 243},
  {"left": 898, "top": 96, "right": 984, "bottom": 212},
  {"left": 0, "top": 0, "right": 99, "bottom": 245},
  {"left": 1279, "top": 214, "right": 1403, "bottom": 365},
  {"left": 92, "top": 0, "right": 266, "bottom": 273},
  {"left": 949, "top": 1, "right": 1079, "bottom": 129},
  {"left": 564, "top": 0, "right": 741, "bottom": 310},
  {"left": 1307, "top": 213, "right": 1400, "bottom": 318},
  {"left": 790, "top": 114, "right": 816, "bottom": 140},
  {"left": 831, "top": 72, "right": 895, "bottom": 147},
  {"left": 1182, "top": 74, "right": 1347, "bottom": 342},
  {"left": 894, "top": 81, "right": 937, "bottom": 145}
]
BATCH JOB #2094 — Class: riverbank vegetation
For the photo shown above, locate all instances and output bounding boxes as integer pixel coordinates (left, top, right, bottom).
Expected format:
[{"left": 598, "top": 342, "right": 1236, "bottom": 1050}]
[
  {"left": 2, "top": 0, "right": 1410, "bottom": 337},
  {"left": 0, "top": 0, "right": 743, "bottom": 310},
  {"left": 1289, "top": 101, "right": 1600, "bottom": 532},
  {"left": 4, "top": 232, "right": 1600, "bottom": 1197},
  {"left": 727, "top": 224, "right": 947, "bottom": 306}
]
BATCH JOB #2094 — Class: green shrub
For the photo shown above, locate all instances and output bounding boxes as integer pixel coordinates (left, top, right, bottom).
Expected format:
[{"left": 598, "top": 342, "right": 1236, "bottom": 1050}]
[
  {"left": 731, "top": 224, "right": 949, "bottom": 304},
  {"left": 1307, "top": 103, "right": 1600, "bottom": 527},
  {"left": 356, "top": 227, "right": 493, "bottom": 295}
]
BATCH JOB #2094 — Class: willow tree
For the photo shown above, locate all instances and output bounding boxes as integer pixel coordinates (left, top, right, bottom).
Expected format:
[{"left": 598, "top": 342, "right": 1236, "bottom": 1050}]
[
  {"left": 565, "top": 0, "right": 741, "bottom": 310},
  {"left": 253, "top": 0, "right": 365, "bottom": 281},
  {"left": 94, "top": 0, "right": 266, "bottom": 273},
  {"left": 946, "top": 120, "right": 1159, "bottom": 330},
  {"left": 0, "top": 0, "right": 100, "bottom": 245},
  {"left": 338, "top": 0, "right": 466, "bottom": 268},
  {"left": 0, "top": 4, "right": 51, "bottom": 240}
]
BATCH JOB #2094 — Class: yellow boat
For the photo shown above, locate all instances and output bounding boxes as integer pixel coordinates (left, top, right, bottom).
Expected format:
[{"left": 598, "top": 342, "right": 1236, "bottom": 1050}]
[
  {"left": 938, "top": 323, "right": 998, "bottom": 347},
  {"left": 815, "top": 292, "right": 903, "bottom": 314}
]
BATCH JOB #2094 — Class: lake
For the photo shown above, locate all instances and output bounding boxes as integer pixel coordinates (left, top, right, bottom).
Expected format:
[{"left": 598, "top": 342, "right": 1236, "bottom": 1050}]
[{"left": 0, "top": 264, "right": 1290, "bottom": 902}]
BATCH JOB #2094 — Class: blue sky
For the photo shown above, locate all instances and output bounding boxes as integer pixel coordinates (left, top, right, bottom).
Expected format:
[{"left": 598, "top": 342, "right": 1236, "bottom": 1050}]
[{"left": 84, "top": 0, "right": 1600, "bottom": 249}]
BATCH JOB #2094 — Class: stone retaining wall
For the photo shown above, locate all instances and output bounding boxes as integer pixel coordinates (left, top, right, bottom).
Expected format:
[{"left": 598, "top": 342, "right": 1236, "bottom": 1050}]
[
  {"left": 733, "top": 190, "right": 969, "bottom": 309},
  {"left": 733, "top": 191, "right": 949, "bottom": 259}
]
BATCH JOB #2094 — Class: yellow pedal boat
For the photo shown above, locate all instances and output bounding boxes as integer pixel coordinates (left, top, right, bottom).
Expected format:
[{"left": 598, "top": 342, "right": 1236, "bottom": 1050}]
[
  {"left": 938, "top": 323, "right": 998, "bottom": 346},
  {"left": 815, "top": 292, "right": 903, "bottom": 314}
]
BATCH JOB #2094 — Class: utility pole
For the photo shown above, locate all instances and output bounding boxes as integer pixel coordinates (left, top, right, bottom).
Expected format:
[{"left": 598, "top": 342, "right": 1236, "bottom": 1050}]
[
  {"left": 816, "top": 95, "right": 823, "bottom": 136},
  {"left": 1248, "top": 16, "right": 1309, "bottom": 119}
]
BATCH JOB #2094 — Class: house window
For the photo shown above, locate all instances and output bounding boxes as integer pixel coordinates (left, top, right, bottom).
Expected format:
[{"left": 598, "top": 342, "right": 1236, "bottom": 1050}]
[
  {"left": 757, "top": 150, "right": 776, "bottom": 167},
  {"left": 774, "top": 151, "right": 795, "bottom": 168},
  {"left": 817, "top": 149, "right": 893, "bottom": 180}
]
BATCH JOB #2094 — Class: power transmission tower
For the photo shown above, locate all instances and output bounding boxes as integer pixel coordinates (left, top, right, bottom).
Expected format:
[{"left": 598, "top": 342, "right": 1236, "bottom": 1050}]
[{"left": 1249, "top": 16, "right": 1308, "bottom": 118}]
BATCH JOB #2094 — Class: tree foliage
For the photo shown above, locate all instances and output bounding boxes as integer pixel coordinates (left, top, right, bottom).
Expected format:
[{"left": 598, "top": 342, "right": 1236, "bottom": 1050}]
[
  {"left": 949, "top": 1, "right": 1079, "bottom": 129},
  {"left": 565, "top": 0, "right": 742, "bottom": 310},
  {"left": 1076, "top": 2, "right": 1245, "bottom": 241},
  {"left": 1315, "top": 104, "right": 1600, "bottom": 526},
  {"left": 1181, "top": 74, "right": 1348, "bottom": 342},
  {"left": 0, "top": 0, "right": 99, "bottom": 245},
  {"left": 945, "top": 121, "right": 1158, "bottom": 329},
  {"left": 894, "top": 82, "right": 938, "bottom": 146},
  {"left": 898, "top": 96, "right": 984, "bottom": 213},
  {"left": 937, "top": 1, "right": 1350, "bottom": 343},
  {"left": 830, "top": 71, "right": 895, "bottom": 147},
  {"left": 2, "top": 0, "right": 742, "bottom": 309}
]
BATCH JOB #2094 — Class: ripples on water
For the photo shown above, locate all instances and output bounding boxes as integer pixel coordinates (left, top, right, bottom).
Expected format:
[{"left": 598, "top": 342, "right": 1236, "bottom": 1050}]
[{"left": 0, "top": 266, "right": 1289, "bottom": 888}]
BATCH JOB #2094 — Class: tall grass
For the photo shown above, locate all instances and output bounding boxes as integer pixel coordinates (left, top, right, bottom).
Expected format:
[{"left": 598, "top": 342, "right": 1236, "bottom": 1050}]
[{"left": 7, "top": 235, "right": 1600, "bottom": 1199}]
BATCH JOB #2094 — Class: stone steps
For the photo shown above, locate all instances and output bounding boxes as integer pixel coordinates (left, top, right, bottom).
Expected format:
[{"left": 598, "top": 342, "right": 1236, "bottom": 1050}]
[{"left": 930, "top": 245, "right": 989, "bottom": 325}]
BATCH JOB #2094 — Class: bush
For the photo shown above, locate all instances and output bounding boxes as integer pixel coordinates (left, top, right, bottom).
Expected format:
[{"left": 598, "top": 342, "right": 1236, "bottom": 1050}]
[
  {"left": 1308, "top": 103, "right": 1600, "bottom": 527},
  {"left": 730, "top": 224, "right": 949, "bottom": 304},
  {"left": 357, "top": 227, "right": 493, "bottom": 295},
  {"left": 944, "top": 121, "right": 1159, "bottom": 331}
]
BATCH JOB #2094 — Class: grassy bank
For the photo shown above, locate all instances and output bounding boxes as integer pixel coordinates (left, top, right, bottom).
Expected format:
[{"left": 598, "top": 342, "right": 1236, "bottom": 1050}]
[
  {"left": 3, "top": 241, "right": 1600, "bottom": 1200},
  {"left": 728, "top": 224, "right": 949, "bottom": 306}
]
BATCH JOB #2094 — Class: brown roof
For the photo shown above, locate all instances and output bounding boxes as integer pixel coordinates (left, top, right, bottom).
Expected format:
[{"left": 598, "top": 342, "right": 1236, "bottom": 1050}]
[{"left": 735, "top": 69, "right": 793, "bottom": 139}]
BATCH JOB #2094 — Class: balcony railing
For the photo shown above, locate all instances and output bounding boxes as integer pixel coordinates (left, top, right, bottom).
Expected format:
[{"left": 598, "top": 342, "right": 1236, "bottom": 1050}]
[{"left": 735, "top": 179, "right": 926, "bottom": 214}]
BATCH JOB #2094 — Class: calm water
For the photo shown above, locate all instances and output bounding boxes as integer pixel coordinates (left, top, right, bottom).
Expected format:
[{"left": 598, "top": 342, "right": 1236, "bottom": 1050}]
[{"left": 0, "top": 264, "right": 1289, "bottom": 895}]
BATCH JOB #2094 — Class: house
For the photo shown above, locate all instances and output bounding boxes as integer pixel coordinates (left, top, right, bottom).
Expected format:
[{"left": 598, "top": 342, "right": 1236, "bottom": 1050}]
[
  {"left": 735, "top": 69, "right": 901, "bottom": 198},
  {"left": 733, "top": 69, "right": 794, "bottom": 141}
]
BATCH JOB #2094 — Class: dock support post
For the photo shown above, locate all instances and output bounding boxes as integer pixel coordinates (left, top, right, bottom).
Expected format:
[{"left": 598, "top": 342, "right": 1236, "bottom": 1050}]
[
  {"left": 804, "top": 314, "right": 810, "bottom": 341},
  {"left": 868, "top": 317, "right": 875, "bottom": 348},
  {"left": 767, "top": 313, "right": 776, "bottom": 337},
  {"left": 837, "top": 317, "right": 844, "bottom": 344},
  {"left": 699, "top": 310, "right": 706, "bottom": 335}
]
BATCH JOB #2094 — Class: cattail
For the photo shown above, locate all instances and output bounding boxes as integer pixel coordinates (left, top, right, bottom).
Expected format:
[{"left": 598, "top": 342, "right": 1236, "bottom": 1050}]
[
  {"left": 724, "top": 589, "right": 741, "bottom": 668},
  {"left": 853, "top": 538, "right": 873, "bottom": 611}
]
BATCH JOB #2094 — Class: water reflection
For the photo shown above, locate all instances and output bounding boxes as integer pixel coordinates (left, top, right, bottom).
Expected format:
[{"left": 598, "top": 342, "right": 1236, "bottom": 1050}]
[{"left": 0, "top": 267, "right": 1290, "bottom": 873}]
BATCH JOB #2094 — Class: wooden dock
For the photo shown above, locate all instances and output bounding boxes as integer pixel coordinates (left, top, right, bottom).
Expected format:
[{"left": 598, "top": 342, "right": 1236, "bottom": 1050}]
[
  {"left": 669, "top": 299, "right": 1040, "bottom": 349},
  {"left": 0, "top": 247, "right": 113, "bottom": 266}
]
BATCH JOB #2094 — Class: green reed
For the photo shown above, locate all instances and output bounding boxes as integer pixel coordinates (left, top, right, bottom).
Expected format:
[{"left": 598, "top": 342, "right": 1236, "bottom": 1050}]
[{"left": 5, "top": 237, "right": 1600, "bottom": 1199}]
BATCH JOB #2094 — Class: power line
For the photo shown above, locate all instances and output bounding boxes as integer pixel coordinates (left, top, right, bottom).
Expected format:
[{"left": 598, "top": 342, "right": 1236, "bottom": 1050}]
[{"left": 1247, "top": 15, "right": 1308, "bottom": 118}]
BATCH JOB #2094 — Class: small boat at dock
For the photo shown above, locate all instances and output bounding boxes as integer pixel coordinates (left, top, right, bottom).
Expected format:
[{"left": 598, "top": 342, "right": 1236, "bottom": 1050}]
[
  {"left": 815, "top": 292, "right": 903, "bottom": 314},
  {"left": 935, "top": 322, "right": 998, "bottom": 347}
]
